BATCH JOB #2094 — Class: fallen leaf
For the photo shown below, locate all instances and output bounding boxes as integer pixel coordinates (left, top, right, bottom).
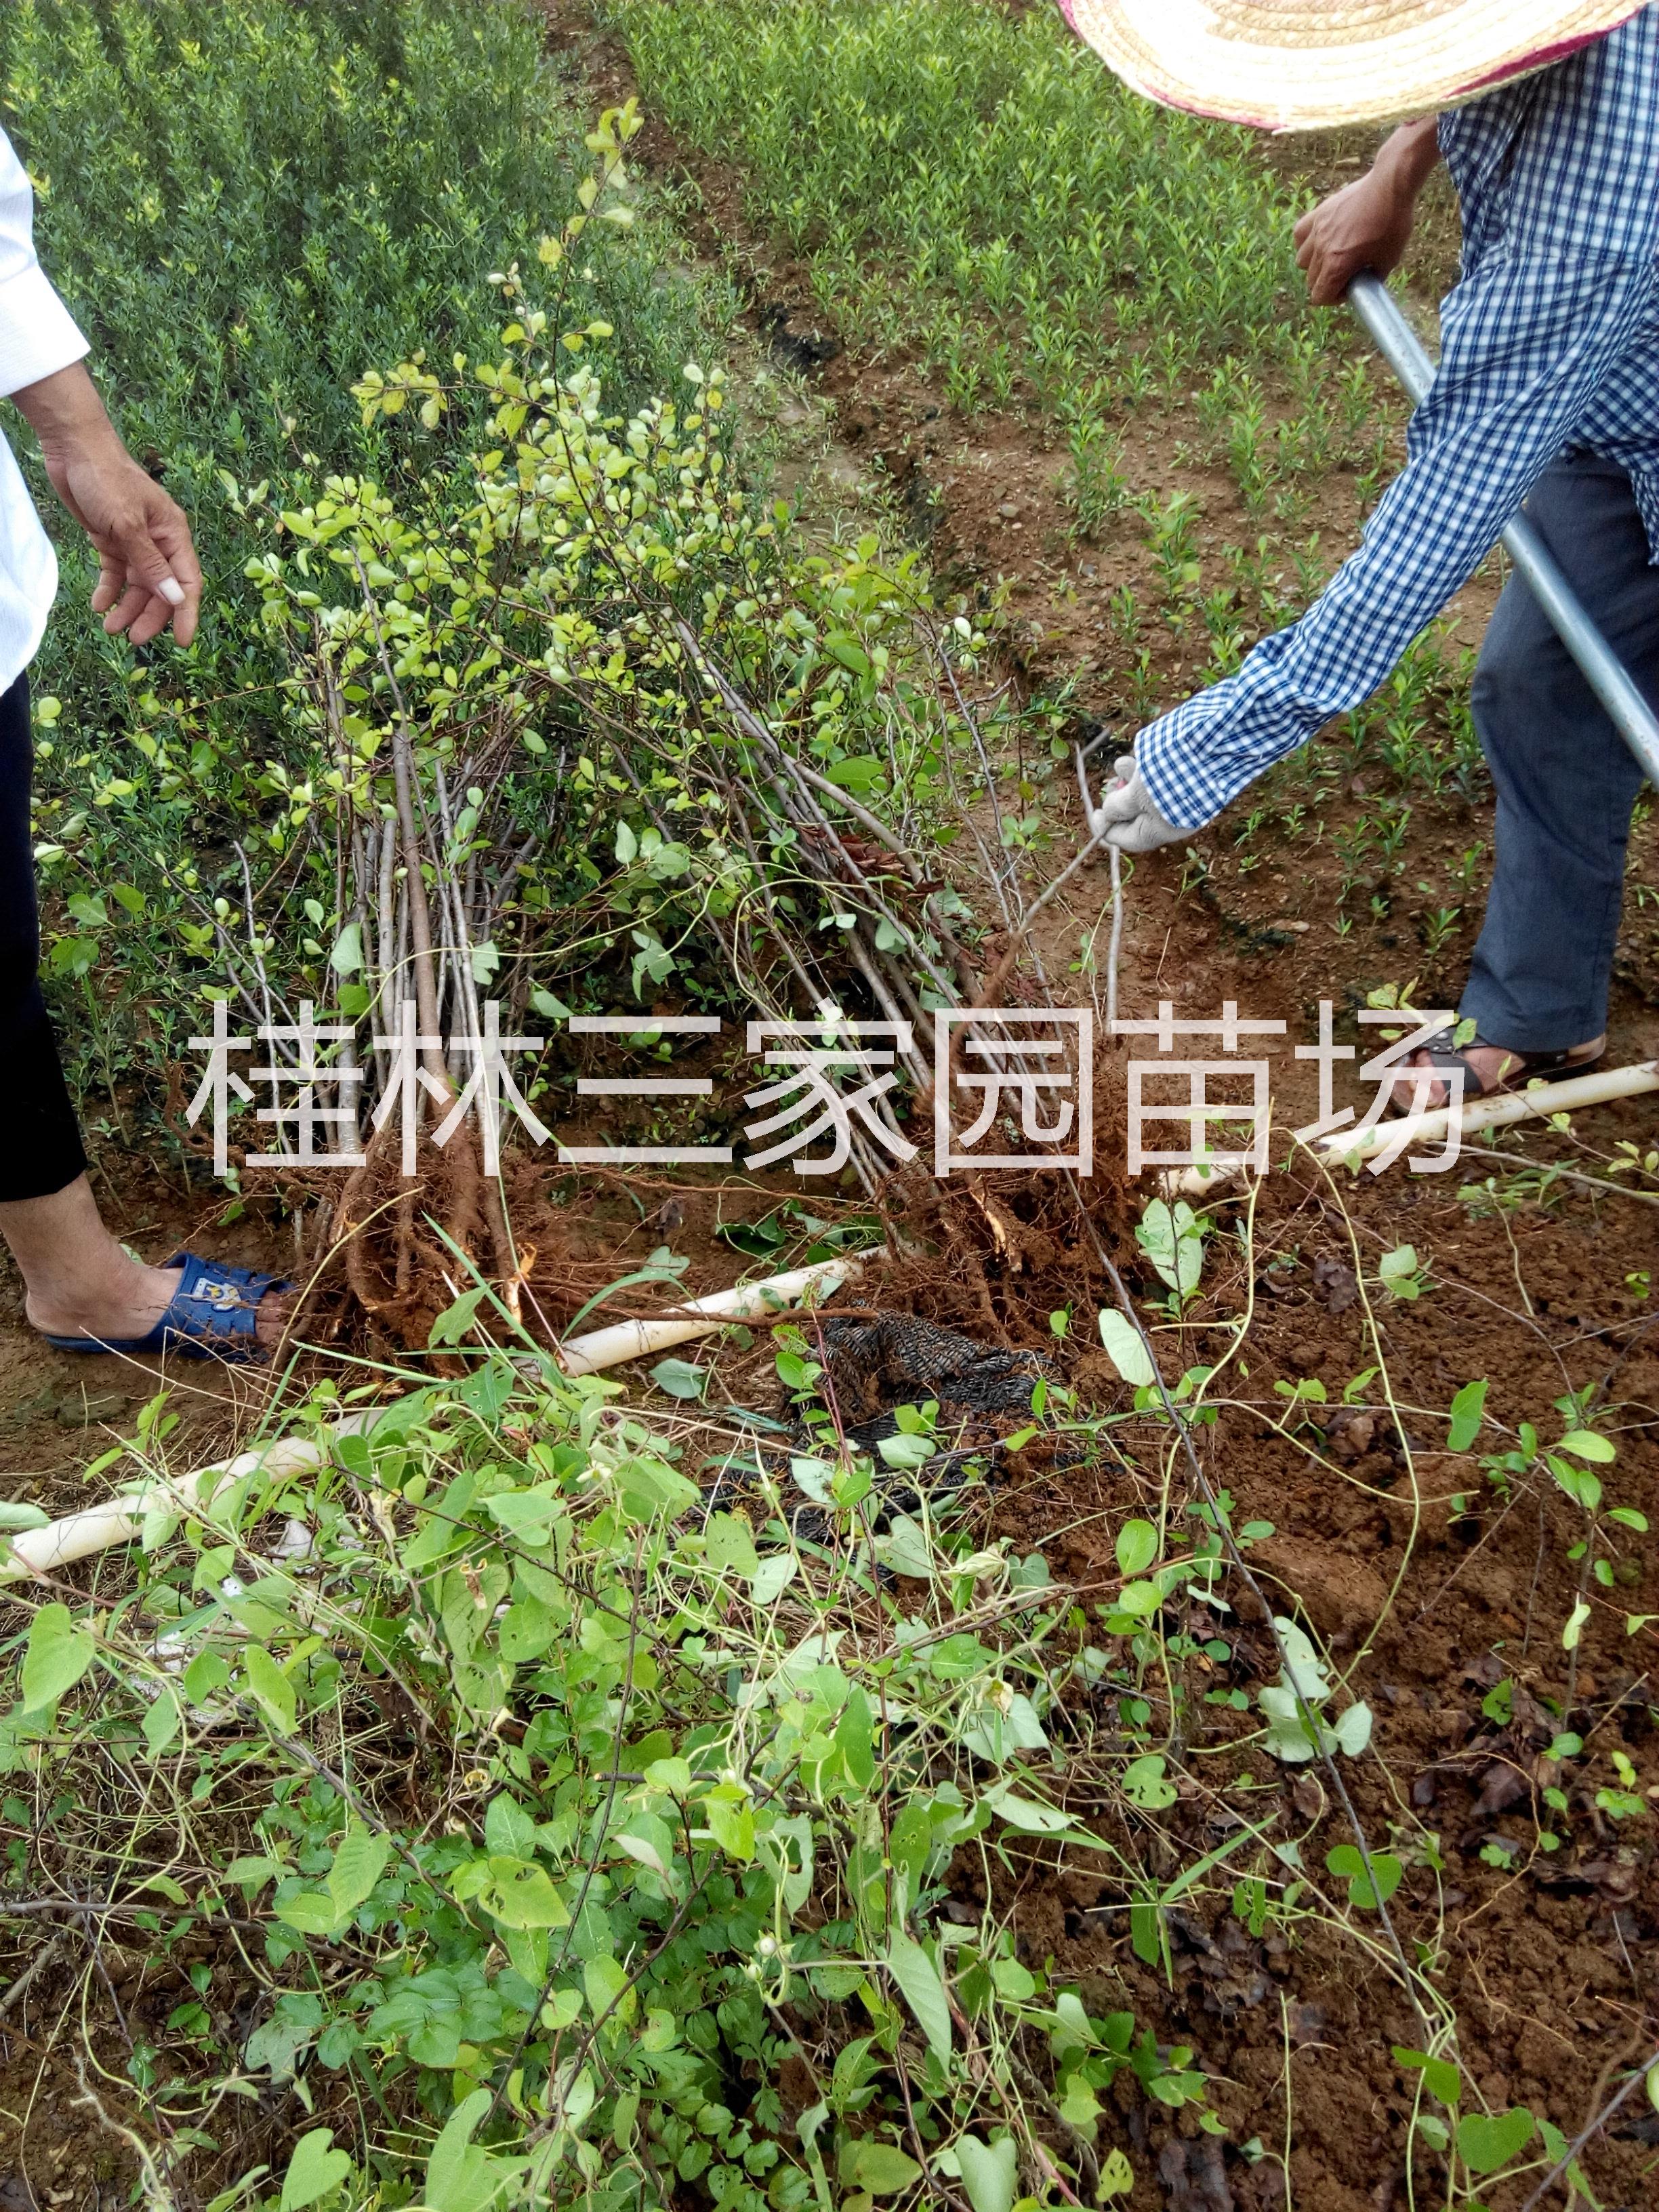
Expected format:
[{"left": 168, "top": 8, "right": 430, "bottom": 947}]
[{"left": 1292, "top": 1774, "right": 1326, "bottom": 1822}]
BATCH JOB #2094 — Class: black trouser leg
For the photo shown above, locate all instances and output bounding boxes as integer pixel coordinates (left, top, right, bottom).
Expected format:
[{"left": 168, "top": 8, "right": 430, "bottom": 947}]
[
  {"left": 1462, "top": 452, "right": 1655, "bottom": 1050},
  {"left": 0, "top": 672, "right": 86, "bottom": 1202}
]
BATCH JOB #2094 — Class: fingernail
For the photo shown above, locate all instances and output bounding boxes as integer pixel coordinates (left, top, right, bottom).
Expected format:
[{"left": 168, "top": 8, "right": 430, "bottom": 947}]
[{"left": 158, "top": 576, "right": 185, "bottom": 606}]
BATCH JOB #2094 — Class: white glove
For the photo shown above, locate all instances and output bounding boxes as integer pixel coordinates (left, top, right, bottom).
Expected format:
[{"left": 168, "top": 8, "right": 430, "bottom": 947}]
[{"left": 1088, "top": 756, "right": 1186, "bottom": 855}]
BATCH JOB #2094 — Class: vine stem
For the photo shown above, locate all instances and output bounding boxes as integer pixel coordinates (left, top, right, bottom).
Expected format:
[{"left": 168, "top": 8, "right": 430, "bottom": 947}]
[
  {"left": 1064, "top": 1181, "right": 1443, "bottom": 2045},
  {"left": 1513, "top": 2047, "right": 1659, "bottom": 2211}
]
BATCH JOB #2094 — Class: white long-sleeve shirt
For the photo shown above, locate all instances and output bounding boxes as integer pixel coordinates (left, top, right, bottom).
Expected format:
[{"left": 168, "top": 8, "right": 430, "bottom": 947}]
[{"left": 0, "top": 126, "right": 88, "bottom": 697}]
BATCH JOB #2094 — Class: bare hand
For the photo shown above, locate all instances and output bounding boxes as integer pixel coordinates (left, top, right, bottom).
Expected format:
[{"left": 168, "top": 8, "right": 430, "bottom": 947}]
[
  {"left": 12, "top": 361, "right": 201, "bottom": 649},
  {"left": 1293, "top": 168, "right": 1418, "bottom": 306},
  {"left": 43, "top": 437, "right": 202, "bottom": 648}
]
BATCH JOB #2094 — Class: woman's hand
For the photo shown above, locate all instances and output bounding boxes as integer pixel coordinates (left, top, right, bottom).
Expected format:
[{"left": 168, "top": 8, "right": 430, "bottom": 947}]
[
  {"left": 12, "top": 360, "right": 201, "bottom": 648},
  {"left": 1292, "top": 116, "right": 1441, "bottom": 307}
]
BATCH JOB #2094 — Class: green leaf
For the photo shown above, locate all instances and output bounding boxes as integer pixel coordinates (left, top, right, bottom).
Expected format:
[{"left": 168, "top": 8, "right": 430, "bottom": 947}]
[
  {"left": 614, "top": 1454, "right": 697, "bottom": 1522},
  {"left": 1562, "top": 1600, "right": 1591, "bottom": 1651},
  {"left": 424, "top": 2087, "right": 499, "bottom": 2212},
  {"left": 22, "top": 1603, "right": 95, "bottom": 1713},
  {"left": 142, "top": 1687, "right": 182, "bottom": 1759},
  {"left": 275, "top": 1890, "right": 346, "bottom": 1937},
  {"left": 750, "top": 1553, "right": 798, "bottom": 1605},
  {"left": 243, "top": 1645, "right": 298, "bottom": 1735},
  {"left": 649, "top": 1357, "right": 707, "bottom": 1401},
  {"left": 1115, "top": 1518, "right": 1159, "bottom": 1578},
  {"left": 1555, "top": 1429, "right": 1615, "bottom": 1463},
  {"left": 281, "top": 2128, "right": 352, "bottom": 2212},
  {"left": 484, "top": 1488, "right": 565, "bottom": 1539},
  {"left": 1377, "top": 1244, "right": 1421, "bottom": 1298},
  {"left": 1130, "top": 1900, "right": 1163, "bottom": 1965},
  {"left": 429, "top": 1285, "right": 488, "bottom": 1349},
  {"left": 1446, "top": 1378, "right": 1488, "bottom": 1452},
  {"left": 1099, "top": 1310, "right": 1155, "bottom": 1387},
  {"left": 328, "top": 1826, "right": 391, "bottom": 1917},
  {"left": 1331, "top": 1701, "right": 1374, "bottom": 1756},
  {"left": 1121, "top": 1753, "right": 1178, "bottom": 1809},
  {"left": 328, "top": 923, "right": 363, "bottom": 977},
  {"left": 1326, "top": 1843, "right": 1402, "bottom": 1910},
  {"left": 704, "top": 1511, "right": 759, "bottom": 1577},
  {"left": 836, "top": 1688, "right": 876, "bottom": 1789},
  {"left": 703, "top": 1793, "right": 755, "bottom": 1862},
  {"left": 982, "top": 1782, "right": 1094, "bottom": 1838},
  {"left": 224, "top": 1855, "right": 287, "bottom": 1891},
  {"left": 1099, "top": 2148, "right": 1135, "bottom": 2201},
  {"left": 0, "top": 1502, "right": 49, "bottom": 1530},
  {"left": 483, "top": 1863, "right": 569, "bottom": 1929},
  {"left": 1455, "top": 2108, "right": 1534, "bottom": 2176},
  {"left": 876, "top": 1430, "right": 935, "bottom": 1471},
  {"left": 1480, "top": 1679, "right": 1514, "bottom": 1725},
  {"left": 955, "top": 2134, "right": 1017, "bottom": 2212},
  {"left": 1135, "top": 1197, "right": 1206, "bottom": 1297},
  {"left": 827, "top": 755, "right": 885, "bottom": 793},
  {"left": 886, "top": 1930, "right": 950, "bottom": 2060},
  {"left": 1393, "top": 2046, "right": 1462, "bottom": 2106},
  {"left": 183, "top": 1650, "right": 228, "bottom": 1708},
  {"left": 846, "top": 2142, "right": 922, "bottom": 2196},
  {"left": 1547, "top": 1457, "right": 1601, "bottom": 1513},
  {"left": 583, "top": 1952, "right": 636, "bottom": 2026}
]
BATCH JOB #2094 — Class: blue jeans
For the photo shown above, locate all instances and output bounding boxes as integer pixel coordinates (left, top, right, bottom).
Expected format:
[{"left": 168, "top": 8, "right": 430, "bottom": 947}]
[{"left": 1463, "top": 451, "right": 1654, "bottom": 1050}]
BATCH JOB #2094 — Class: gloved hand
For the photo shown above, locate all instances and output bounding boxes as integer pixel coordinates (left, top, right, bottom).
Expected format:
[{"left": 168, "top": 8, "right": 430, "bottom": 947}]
[{"left": 1088, "top": 756, "right": 1186, "bottom": 855}]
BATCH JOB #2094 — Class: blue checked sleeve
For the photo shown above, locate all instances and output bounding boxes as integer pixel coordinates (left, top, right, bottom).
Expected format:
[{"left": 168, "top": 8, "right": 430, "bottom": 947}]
[{"left": 1134, "top": 246, "right": 1659, "bottom": 830}]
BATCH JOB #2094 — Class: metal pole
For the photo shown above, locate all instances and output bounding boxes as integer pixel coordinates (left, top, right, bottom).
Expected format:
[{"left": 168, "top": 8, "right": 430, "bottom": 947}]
[{"left": 1348, "top": 270, "right": 1659, "bottom": 786}]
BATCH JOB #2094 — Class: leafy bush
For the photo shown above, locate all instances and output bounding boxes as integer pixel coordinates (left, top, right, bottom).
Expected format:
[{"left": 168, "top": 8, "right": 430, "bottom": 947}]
[
  {"left": 0, "top": 0, "right": 710, "bottom": 1104},
  {"left": 0, "top": 1319, "right": 1214, "bottom": 2209}
]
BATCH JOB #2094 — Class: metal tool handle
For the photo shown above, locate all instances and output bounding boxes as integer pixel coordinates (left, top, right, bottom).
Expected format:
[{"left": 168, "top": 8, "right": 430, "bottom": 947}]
[{"left": 1348, "top": 270, "right": 1659, "bottom": 785}]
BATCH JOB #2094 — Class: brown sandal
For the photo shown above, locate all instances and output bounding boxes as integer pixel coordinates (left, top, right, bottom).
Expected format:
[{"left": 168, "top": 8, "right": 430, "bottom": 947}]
[{"left": 1386, "top": 1027, "right": 1605, "bottom": 1116}]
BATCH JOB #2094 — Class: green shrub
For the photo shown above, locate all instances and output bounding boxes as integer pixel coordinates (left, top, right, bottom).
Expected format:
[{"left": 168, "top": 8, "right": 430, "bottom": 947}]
[{"left": 0, "top": 0, "right": 710, "bottom": 1105}]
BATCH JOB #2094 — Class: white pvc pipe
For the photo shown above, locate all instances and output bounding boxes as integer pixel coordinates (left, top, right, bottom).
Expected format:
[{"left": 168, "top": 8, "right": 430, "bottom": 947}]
[
  {"left": 0, "top": 1426, "right": 370, "bottom": 1582},
  {"left": 1167, "top": 1058, "right": 1659, "bottom": 1197},
  {"left": 554, "top": 1254, "right": 858, "bottom": 1374},
  {"left": 0, "top": 1255, "right": 867, "bottom": 1580},
  {"left": 1315, "top": 1057, "right": 1659, "bottom": 1166}
]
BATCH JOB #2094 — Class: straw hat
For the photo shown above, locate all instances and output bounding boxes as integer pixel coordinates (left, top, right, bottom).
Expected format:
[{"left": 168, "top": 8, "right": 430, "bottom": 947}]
[{"left": 1061, "top": 1, "right": 1647, "bottom": 131}]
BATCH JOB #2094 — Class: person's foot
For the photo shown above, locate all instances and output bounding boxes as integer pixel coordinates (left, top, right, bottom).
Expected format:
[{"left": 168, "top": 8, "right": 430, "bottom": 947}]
[
  {"left": 26, "top": 1252, "right": 293, "bottom": 1353},
  {"left": 1388, "top": 1033, "right": 1605, "bottom": 1115}
]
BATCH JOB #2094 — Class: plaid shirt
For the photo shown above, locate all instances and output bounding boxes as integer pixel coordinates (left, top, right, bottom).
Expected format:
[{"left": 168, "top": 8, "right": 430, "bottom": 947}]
[{"left": 1136, "top": 9, "right": 1659, "bottom": 830}]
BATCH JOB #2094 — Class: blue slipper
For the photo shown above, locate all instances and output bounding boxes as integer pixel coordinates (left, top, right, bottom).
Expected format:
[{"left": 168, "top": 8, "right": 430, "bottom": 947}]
[{"left": 43, "top": 1250, "right": 292, "bottom": 1363}]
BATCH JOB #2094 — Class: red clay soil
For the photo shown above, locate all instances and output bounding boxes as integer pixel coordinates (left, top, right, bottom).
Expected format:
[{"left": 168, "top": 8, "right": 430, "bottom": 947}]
[{"left": 901, "top": 1154, "right": 1659, "bottom": 2212}]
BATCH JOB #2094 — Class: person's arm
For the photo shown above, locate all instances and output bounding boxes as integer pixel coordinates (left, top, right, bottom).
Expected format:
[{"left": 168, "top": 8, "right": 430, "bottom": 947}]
[
  {"left": 0, "top": 127, "right": 199, "bottom": 649},
  {"left": 1097, "top": 126, "right": 1448, "bottom": 848},
  {"left": 1120, "top": 30, "right": 1659, "bottom": 845},
  {"left": 1133, "top": 243, "right": 1659, "bottom": 832},
  {"left": 1292, "top": 117, "right": 1442, "bottom": 305},
  {"left": 10, "top": 362, "right": 201, "bottom": 649}
]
